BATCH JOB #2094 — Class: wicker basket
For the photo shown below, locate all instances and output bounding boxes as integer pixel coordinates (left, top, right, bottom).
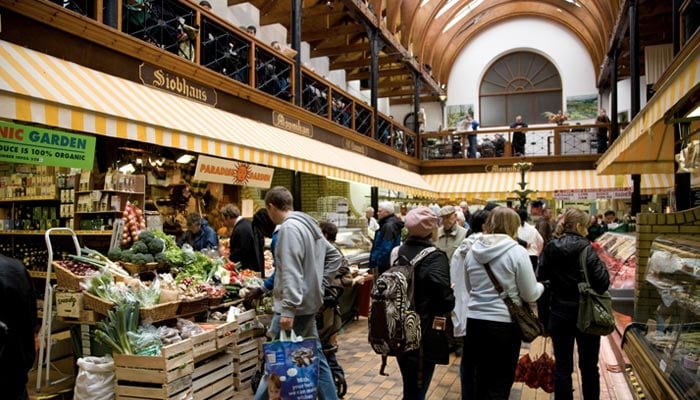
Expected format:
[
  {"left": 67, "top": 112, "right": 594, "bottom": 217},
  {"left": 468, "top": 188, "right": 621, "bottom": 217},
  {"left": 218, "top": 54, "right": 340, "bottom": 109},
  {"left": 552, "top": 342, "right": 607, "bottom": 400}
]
[
  {"left": 177, "top": 296, "right": 210, "bottom": 316},
  {"left": 82, "top": 291, "right": 116, "bottom": 316},
  {"left": 140, "top": 301, "right": 180, "bottom": 323},
  {"left": 208, "top": 296, "right": 224, "bottom": 308},
  {"left": 53, "top": 262, "right": 94, "bottom": 291}
]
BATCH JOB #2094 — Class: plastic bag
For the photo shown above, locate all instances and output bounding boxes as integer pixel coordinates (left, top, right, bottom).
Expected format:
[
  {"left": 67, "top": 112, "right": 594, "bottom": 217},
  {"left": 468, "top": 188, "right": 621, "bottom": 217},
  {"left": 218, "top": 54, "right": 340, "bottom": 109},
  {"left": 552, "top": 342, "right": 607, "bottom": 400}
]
[
  {"left": 74, "top": 355, "right": 115, "bottom": 400},
  {"left": 263, "top": 330, "right": 319, "bottom": 400}
]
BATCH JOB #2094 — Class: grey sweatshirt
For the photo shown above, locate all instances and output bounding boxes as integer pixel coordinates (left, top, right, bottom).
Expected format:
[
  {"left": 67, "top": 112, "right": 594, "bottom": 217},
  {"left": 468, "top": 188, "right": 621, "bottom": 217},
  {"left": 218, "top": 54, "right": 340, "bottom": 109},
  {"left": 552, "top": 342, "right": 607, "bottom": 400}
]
[
  {"left": 464, "top": 234, "right": 544, "bottom": 323},
  {"left": 273, "top": 211, "right": 342, "bottom": 317}
]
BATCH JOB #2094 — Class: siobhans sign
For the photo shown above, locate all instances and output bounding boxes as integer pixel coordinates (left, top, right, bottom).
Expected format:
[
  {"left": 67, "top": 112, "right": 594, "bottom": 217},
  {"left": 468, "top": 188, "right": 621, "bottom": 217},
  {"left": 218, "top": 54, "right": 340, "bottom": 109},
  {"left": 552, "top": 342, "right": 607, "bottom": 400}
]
[
  {"left": 0, "top": 121, "right": 96, "bottom": 169},
  {"left": 194, "top": 155, "right": 274, "bottom": 188}
]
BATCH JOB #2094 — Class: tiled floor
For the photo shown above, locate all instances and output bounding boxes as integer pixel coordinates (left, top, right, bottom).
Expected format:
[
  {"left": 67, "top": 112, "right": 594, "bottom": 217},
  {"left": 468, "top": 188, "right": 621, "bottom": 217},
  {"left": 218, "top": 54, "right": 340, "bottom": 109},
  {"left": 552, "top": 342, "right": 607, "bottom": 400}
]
[{"left": 334, "top": 317, "right": 636, "bottom": 400}]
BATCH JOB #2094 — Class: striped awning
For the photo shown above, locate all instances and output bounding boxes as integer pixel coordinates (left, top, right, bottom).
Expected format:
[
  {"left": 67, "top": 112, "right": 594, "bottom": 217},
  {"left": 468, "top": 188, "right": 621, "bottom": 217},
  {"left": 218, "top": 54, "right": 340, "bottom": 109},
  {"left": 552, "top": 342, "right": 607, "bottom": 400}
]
[
  {"left": 423, "top": 170, "right": 673, "bottom": 200},
  {"left": 596, "top": 40, "right": 700, "bottom": 175},
  {"left": 0, "top": 40, "right": 434, "bottom": 197}
]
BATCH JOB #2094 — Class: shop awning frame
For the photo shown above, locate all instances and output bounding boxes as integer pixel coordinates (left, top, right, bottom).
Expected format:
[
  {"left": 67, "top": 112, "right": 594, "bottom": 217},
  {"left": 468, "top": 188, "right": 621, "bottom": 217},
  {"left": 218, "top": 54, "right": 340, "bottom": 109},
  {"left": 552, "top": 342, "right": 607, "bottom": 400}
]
[
  {"left": 596, "top": 40, "right": 700, "bottom": 175},
  {"left": 424, "top": 171, "right": 672, "bottom": 201},
  {"left": 0, "top": 40, "right": 435, "bottom": 197}
]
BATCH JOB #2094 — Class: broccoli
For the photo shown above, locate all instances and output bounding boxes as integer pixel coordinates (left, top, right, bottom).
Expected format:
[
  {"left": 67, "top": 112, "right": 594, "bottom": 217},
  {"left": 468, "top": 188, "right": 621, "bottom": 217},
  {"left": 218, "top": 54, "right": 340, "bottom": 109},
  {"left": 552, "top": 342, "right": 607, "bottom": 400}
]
[
  {"left": 147, "top": 238, "right": 164, "bottom": 254},
  {"left": 120, "top": 249, "right": 136, "bottom": 263},
  {"left": 137, "top": 230, "right": 155, "bottom": 243},
  {"left": 131, "top": 241, "right": 149, "bottom": 254},
  {"left": 155, "top": 252, "right": 168, "bottom": 265},
  {"left": 132, "top": 253, "right": 154, "bottom": 265},
  {"left": 107, "top": 247, "right": 122, "bottom": 262}
]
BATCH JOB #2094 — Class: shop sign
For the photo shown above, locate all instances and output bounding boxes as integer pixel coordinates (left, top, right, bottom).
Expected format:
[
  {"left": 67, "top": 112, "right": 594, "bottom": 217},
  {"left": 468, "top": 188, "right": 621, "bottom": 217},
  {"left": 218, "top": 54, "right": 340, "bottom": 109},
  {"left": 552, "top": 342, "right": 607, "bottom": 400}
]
[
  {"left": 343, "top": 138, "right": 366, "bottom": 155},
  {"left": 553, "top": 187, "right": 632, "bottom": 200},
  {"left": 139, "top": 63, "right": 217, "bottom": 106},
  {"left": 194, "top": 155, "right": 274, "bottom": 188},
  {"left": 0, "top": 121, "right": 96, "bottom": 169},
  {"left": 273, "top": 111, "right": 313, "bottom": 137},
  {"left": 485, "top": 164, "right": 518, "bottom": 173}
]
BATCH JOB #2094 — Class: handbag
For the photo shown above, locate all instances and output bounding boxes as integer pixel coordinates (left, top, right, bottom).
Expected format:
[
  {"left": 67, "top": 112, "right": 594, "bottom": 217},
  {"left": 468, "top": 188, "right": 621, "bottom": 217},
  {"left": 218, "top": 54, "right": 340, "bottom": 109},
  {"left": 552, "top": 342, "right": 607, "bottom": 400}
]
[
  {"left": 262, "top": 330, "right": 320, "bottom": 400},
  {"left": 483, "top": 262, "right": 543, "bottom": 342},
  {"left": 576, "top": 248, "right": 615, "bottom": 335}
]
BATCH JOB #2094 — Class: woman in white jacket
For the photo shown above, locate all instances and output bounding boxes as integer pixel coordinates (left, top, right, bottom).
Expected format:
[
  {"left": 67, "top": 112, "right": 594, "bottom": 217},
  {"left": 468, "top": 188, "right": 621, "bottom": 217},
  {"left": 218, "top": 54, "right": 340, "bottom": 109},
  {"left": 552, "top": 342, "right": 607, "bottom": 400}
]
[{"left": 461, "top": 207, "right": 544, "bottom": 400}]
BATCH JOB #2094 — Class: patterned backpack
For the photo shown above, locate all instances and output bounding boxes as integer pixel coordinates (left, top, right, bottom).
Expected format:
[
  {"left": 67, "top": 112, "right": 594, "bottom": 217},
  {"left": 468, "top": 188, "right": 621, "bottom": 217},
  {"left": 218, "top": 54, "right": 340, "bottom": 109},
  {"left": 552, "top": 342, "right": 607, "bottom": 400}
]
[{"left": 368, "top": 246, "right": 436, "bottom": 376}]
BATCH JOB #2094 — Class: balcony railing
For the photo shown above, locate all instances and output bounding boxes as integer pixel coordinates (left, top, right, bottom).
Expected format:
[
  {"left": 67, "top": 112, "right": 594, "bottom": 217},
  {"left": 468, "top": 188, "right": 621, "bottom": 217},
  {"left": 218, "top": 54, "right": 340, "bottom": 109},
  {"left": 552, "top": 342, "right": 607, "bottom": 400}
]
[
  {"left": 420, "top": 123, "right": 611, "bottom": 160},
  {"left": 48, "top": 0, "right": 418, "bottom": 158}
]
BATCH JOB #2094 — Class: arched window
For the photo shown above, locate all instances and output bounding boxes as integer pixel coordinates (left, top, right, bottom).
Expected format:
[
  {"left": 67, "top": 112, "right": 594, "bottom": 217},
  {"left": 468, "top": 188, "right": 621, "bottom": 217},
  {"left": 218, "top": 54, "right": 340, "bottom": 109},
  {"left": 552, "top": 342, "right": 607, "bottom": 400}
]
[{"left": 479, "top": 52, "right": 562, "bottom": 127}]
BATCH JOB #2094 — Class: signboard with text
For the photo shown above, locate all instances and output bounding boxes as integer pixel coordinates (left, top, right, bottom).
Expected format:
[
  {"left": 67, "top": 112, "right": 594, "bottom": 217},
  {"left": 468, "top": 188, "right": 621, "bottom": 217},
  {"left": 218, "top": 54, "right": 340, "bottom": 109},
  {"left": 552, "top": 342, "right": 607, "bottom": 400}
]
[
  {"left": 194, "top": 155, "right": 274, "bottom": 188},
  {"left": 554, "top": 187, "right": 632, "bottom": 200},
  {"left": 0, "top": 121, "right": 96, "bottom": 169}
]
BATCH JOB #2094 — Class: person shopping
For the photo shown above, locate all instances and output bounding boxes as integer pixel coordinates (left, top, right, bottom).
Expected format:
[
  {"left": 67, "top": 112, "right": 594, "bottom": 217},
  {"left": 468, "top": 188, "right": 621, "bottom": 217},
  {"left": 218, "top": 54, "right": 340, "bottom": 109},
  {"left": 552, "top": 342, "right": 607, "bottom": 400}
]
[
  {"left": 395, "top": 206, "right": 455, "bottom": 400},
  {"left": 462, "top": 206, "right": 544, "bottom": 399},
  {"left": 538, "top": 208, "right": 611, "bottom": 400}
]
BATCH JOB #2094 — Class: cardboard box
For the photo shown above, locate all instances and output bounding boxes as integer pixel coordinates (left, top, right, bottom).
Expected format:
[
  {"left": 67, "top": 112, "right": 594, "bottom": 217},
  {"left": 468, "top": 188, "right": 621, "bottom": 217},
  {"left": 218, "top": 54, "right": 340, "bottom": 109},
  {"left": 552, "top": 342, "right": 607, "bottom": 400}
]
[{"left": 55, "top": 291, "right": 83, "bottom": 318}]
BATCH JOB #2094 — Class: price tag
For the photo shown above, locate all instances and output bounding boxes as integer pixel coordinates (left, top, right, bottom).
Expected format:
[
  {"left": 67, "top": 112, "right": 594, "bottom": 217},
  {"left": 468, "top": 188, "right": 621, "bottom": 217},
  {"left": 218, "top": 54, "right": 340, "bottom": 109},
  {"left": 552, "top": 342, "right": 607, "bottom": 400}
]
[{"left": 659, "top": 359, "right": 667, "bottom": 372}]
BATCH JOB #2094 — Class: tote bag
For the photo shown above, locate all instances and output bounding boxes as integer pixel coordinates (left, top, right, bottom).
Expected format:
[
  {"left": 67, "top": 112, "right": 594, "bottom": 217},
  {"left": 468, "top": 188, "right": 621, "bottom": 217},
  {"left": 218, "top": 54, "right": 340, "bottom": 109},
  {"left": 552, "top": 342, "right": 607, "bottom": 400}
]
[{"left": 576, "top": 248, "right": 615, "bottom": 336}]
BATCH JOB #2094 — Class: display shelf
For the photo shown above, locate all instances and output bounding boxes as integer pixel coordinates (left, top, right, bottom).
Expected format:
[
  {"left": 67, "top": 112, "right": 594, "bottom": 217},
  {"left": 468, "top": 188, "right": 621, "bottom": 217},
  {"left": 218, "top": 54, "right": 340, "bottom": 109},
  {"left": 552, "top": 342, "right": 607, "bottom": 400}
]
[
  {"left": 0, "top": 230, "right": 112, "bottom": 236},
  {"left": 0, "top": 196, "right": 59, "bottom": 202},
  {"left": 29, "top": 270, "right": 56, "bottom": 280},
  {"left": 593, "top": 232, "right": 636, "bottom": 315}
]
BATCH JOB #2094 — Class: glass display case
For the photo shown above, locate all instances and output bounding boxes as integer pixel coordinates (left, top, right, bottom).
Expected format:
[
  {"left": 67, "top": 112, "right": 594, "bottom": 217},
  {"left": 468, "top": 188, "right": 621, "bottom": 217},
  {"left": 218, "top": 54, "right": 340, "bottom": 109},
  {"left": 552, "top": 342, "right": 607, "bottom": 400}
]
[
  {"left": 592, "top": 232, "right": 636, "bottom": 316},
  {"left": 335, "top": 227, "right": 372, "bottom": 267},
  {"left": 623, "top": 236, "right": 700, "bottom": 400}
]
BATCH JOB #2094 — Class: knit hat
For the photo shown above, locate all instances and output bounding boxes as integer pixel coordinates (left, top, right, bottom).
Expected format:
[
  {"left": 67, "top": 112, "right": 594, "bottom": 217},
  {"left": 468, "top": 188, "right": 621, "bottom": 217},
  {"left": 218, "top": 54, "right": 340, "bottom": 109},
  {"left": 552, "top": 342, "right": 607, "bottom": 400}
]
[{"left": 404, "top": 206, "right": 437, "bottom": 237}]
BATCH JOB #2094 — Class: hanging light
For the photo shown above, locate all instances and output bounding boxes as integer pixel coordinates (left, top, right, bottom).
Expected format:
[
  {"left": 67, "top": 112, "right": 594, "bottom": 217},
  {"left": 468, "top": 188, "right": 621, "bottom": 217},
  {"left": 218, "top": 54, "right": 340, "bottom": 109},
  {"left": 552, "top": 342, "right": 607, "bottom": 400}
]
[{"left": 176, "top": 154, "right": 196, "bottom": 164}]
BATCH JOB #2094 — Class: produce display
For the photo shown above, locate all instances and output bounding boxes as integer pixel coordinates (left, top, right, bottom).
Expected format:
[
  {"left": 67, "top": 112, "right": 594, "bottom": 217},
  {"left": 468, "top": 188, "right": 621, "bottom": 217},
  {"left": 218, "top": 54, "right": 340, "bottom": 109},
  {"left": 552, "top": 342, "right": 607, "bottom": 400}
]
[
  {"left": 121, "top": 201, "right": 147, "bottom": 247},
  {"left": 592, "top": 233, "right": 636, "bottom": 290}
]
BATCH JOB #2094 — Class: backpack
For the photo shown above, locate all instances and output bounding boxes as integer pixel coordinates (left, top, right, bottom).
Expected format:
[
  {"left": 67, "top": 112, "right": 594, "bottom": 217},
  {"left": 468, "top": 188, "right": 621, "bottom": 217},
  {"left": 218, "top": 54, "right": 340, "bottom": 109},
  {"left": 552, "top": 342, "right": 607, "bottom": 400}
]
[{"left": 368, "top": 246, "right": 437, "bottom": 376}]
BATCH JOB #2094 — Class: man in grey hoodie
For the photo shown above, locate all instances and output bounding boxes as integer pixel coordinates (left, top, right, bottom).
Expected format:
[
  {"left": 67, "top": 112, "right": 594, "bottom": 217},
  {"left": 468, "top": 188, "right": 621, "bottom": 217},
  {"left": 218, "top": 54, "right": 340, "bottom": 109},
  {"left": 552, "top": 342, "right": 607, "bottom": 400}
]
[{"left": 254, "top": 186, "right": 343, "bottom": 400}]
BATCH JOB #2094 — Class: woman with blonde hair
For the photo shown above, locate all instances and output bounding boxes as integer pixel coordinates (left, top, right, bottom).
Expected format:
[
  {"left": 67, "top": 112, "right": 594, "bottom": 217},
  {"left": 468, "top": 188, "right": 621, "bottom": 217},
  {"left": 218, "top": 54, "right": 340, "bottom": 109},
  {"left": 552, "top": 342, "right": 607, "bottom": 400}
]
[
  {"left": 462, "top": 207, "right": 544, "bottom": 399},
  {"left": 538, "top": 208, "right": 610, "bottom": 400}
]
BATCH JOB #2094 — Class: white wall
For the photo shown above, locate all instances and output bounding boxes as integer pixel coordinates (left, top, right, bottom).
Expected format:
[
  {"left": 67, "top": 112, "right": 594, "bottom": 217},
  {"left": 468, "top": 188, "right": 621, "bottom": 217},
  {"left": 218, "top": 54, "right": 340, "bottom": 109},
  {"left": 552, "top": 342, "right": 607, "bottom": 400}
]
[
  {"left": 259, "top": 24, "right": 287, "bottom": 48},
  {"left": 391, "top": 102, "right": 442, "bottom": 131},
  {"left": 445, "top": 17, "right": 598, "bottom": 126},
  {"left": 613, "top": 77, "right": 648, "bottom": 122},
  {"left": 227, "top": 3, "right": 258, "bottom": 30}
]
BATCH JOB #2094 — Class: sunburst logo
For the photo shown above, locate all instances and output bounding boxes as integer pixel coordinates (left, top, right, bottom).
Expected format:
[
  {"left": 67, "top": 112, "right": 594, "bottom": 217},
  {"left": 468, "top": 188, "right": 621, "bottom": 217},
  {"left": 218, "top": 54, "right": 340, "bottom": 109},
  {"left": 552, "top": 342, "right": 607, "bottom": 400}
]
[{"left": 233, "top": 163, "right": 251, "bottom": 185}]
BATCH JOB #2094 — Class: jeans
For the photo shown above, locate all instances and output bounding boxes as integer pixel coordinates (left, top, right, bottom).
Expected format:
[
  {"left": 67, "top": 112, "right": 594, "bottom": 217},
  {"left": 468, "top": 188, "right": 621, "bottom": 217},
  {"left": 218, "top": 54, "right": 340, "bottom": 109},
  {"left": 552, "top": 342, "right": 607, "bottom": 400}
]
[
  {"left": 468, "top": 134, "right": 478, "bottom": 158},
  {"left": 254, "top": 314, "right": 338, "bottom": 400},
  {"left": 462, "top": 318, "right": 521, "bottom": 400},
  {"left": 397, "top": 350, "right": 437, "bottom": 400},
  {"left": 549, "top": 313, "right": 601, "bottom": 400}
]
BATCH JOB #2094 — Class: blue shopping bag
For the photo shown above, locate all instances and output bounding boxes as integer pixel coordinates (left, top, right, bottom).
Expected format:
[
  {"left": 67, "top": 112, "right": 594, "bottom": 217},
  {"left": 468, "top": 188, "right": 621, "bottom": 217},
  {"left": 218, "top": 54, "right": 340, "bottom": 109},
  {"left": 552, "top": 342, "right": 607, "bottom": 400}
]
[{"left": 263, "top": 330, "right": 319, "bottom": 400}]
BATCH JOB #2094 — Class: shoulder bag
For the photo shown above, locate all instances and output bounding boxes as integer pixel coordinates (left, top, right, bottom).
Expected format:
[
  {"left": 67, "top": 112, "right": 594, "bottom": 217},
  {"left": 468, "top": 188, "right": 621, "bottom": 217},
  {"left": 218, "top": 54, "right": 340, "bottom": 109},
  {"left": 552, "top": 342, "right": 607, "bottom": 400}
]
[
  {"left": 576, "top": 248, "right": 615, "bottom": 335},
  {"left": 483, "top": 262, "right": 543, "bottom": 342}
]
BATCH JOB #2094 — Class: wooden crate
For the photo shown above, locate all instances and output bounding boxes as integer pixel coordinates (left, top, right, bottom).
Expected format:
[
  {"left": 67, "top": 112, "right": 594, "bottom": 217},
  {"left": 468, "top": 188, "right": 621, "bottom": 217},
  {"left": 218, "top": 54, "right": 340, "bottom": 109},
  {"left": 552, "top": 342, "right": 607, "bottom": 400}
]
[
  {"left": 233, "top": 309, "right": 258, "bottom": 334},
  {"left": 114, "top": 339, "right": 194, "bottom": 395},
  {"left": 191, "top": 328, "right": 217, "bottom": 360},
  {"left": 232, "top": 336, "right": 262, "bottom": 392},
  {"left": 115, "top": 375, "right": 192, "bottom": 400},
  {"left": 192, "top": 351, "right": 234, "bottom": 400},
  {"left": 213, "top": 321, "right": 237, "bottom": 349},
  {"left": 231, "top": 335, "right": 261, "bottom": 363}
]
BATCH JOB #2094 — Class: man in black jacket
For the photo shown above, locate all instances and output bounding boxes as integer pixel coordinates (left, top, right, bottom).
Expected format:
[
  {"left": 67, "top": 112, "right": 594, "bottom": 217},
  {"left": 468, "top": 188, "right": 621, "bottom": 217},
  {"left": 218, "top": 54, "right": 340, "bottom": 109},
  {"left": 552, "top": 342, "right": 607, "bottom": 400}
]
[
  {"left": 221, "top": 204, "right": 260, "bottom": 272},
  {"left": 0, "top": 254, "right": 37, "bottom": 400}
]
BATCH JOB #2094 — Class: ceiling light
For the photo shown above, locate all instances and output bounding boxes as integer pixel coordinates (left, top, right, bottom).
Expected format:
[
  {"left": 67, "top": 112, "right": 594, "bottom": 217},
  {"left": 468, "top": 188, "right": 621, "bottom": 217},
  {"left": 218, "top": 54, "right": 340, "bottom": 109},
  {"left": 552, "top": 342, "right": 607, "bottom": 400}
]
[{"left": 176, "top": 154, "right": 196, "bottom": 164}]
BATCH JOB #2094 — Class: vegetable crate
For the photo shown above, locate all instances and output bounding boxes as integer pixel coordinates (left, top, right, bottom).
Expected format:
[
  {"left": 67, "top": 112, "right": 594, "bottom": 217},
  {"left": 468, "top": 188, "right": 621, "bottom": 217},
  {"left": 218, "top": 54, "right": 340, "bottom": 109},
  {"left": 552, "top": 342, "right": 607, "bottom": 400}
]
[
  {"left": 53, "top": 261, "right": 88, "bottom": 291},
  {"left": 192, "top": 351, "right": 235, "bottom": 400},
  {"left": 192, "top": 328, "right": 217, "bottom": 360},
  {"left": 232, "top": 336, "right": 263, "bottom": 392},
  {"left": 114, "top": 339, "right": 194, "bottom": 400}
]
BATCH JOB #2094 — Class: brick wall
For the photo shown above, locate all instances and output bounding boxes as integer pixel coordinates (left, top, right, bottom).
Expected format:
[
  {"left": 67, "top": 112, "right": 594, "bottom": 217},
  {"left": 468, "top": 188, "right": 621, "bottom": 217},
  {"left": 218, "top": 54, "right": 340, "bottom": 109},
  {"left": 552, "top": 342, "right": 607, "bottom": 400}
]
[
  {"left": 634, "top": 207, "right": 700, "bottom": 322},
  {"left": 299, "top": 173, "right": 350, "bottom": 213}
]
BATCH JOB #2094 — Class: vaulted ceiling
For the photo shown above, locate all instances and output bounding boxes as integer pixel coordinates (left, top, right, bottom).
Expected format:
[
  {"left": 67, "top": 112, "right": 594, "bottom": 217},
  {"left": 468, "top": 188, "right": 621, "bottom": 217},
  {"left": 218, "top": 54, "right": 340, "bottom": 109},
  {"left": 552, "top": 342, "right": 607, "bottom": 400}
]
[{"left": 229, "top": 0, "right": 673, "bottom": 105}]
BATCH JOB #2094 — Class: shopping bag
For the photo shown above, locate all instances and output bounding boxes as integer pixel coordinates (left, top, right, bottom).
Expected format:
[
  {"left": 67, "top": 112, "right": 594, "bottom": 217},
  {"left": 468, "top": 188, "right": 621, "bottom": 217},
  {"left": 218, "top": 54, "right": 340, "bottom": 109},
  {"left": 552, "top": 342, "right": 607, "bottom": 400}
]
[{"left": 263, "top": 330, "right": 319, "bottom": 400}]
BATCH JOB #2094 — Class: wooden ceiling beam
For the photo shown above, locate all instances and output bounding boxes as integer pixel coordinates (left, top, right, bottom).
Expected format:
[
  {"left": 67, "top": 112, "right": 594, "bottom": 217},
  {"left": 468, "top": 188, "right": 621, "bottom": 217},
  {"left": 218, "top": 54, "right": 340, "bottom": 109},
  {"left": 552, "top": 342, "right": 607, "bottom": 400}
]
[
  {"left": 347, "top": 67, "right": 409, "bottom": 80},
  {"left": 260, "top": 5, "right": 346, "bottom": 25},
  {"left": 312, "top": 42, "right": 369, "bottom": 57},
  {"left": 303, "top": 24, "right": 366, "bottom": 41}
]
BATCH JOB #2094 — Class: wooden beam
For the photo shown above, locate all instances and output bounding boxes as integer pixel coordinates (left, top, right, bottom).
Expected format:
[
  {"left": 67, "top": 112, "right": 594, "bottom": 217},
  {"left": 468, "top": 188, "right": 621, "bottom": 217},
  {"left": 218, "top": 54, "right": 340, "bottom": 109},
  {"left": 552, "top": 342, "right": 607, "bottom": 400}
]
[
  {"left": 313, "top": 42, "right": 369, "bottom": 57},
  {"left": 347, "top": 67, "right": 408, "bottom": 80},
  {"left": 261, "top": 5, "right": 345, "bottom": 25},
  {"left": 303, "top": 24, "right": 366, "bottom": 41}
]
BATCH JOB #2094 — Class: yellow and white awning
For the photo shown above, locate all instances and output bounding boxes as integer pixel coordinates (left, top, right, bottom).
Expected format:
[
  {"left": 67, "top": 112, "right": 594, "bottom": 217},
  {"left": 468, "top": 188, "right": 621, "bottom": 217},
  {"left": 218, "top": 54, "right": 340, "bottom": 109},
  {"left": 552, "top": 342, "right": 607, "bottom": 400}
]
[
  {"left": 423, "top": 170, "right": 673, "bottom": 200},
  {"left": 596, "top": 40, "right": 700, "bottom": 175},
  {"left": 0, "top": 40, "right": 434, "bottom": 197}
]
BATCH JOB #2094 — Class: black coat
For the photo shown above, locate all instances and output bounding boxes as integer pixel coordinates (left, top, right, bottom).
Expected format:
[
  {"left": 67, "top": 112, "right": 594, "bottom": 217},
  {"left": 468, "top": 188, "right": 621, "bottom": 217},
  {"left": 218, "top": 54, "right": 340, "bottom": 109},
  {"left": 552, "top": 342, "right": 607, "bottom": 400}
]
[
  {"left": 538, "top": 232, "right": 610, "bottom": 322},
  {"left": 230, "top": 218, "right": 261, "bottom": 271},
  {"left": 0, "top": 255, "right": 37, "bottom": 399},
  {"left": 397, "top": 237, "right": 455, "bottom": 364}
]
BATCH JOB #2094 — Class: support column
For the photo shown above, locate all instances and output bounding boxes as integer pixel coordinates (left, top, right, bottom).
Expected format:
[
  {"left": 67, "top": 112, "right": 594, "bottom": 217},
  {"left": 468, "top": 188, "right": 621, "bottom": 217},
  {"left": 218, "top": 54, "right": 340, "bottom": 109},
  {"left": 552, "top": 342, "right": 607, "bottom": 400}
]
[
  {"left": 672, "top": 0, "right": 689, "bottom": 211},
  {"left": 412, "top": 70, "right": 422, "bottom": 134},
  {"left": 629, "top": 0, "right": 641, "bottom": 215},
  {"left": 369, "top": 29, "right": 381, "bottom": 138},
  {"left": 291, "top": 0, "right": 302, "bottom": 106},
  {"left": 292, "top": 171, "right": 302, "bottom": 211},
  {"left": 610, "top": 48, "right": 619, "bottom": 143}
]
